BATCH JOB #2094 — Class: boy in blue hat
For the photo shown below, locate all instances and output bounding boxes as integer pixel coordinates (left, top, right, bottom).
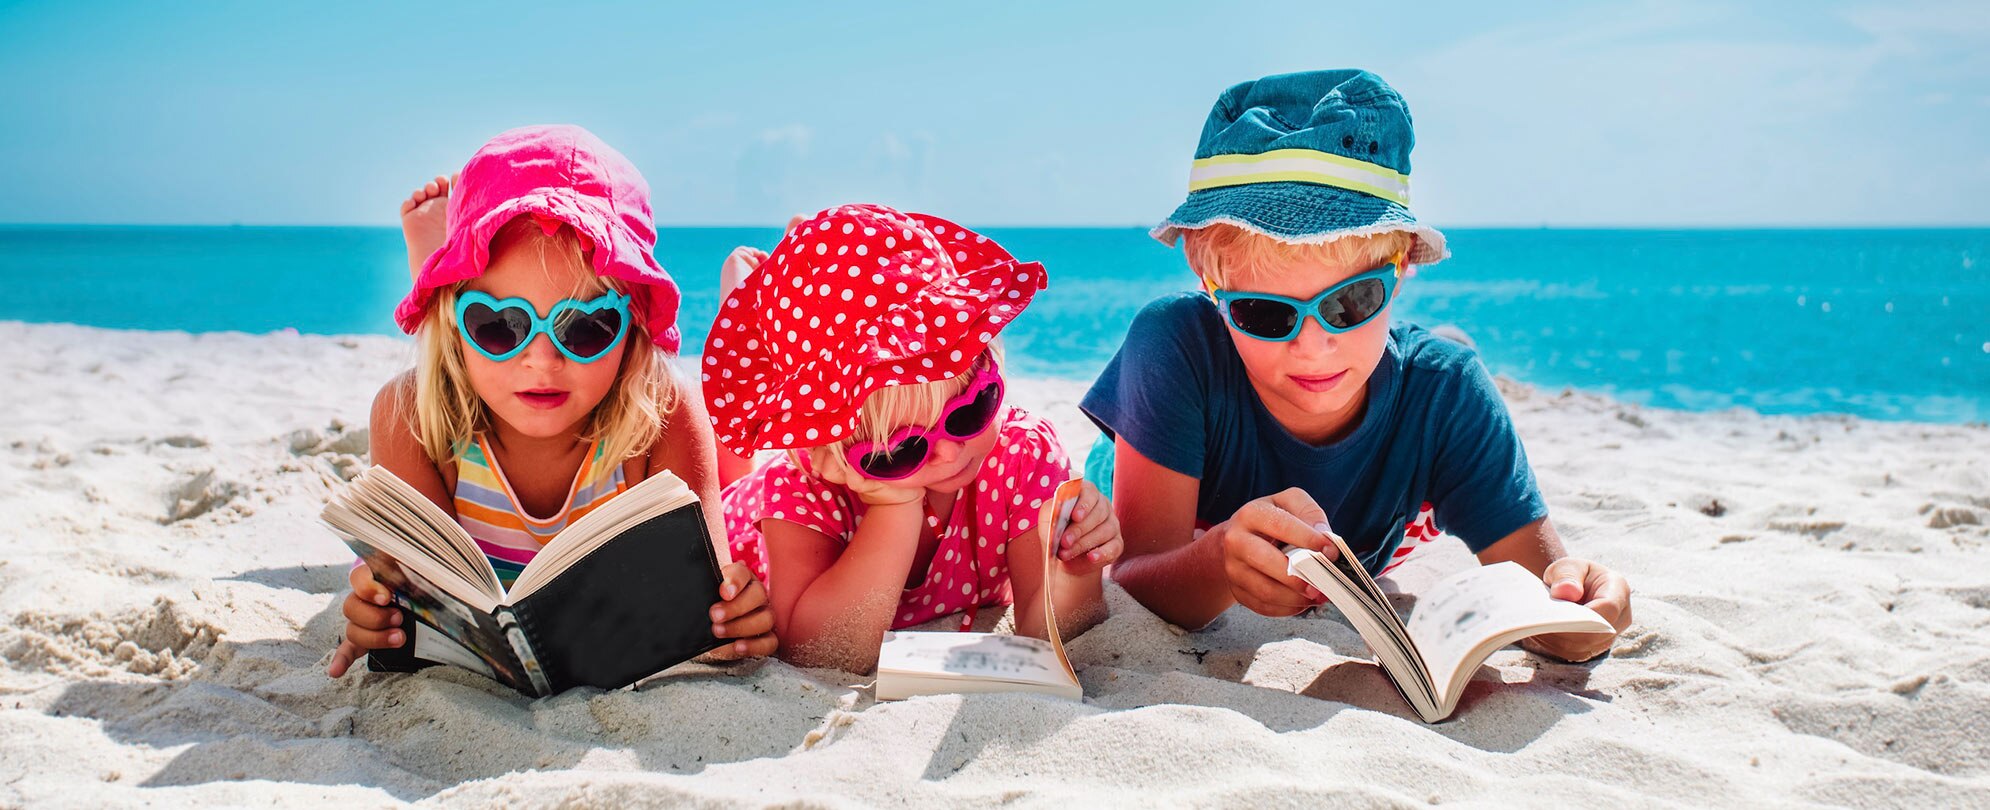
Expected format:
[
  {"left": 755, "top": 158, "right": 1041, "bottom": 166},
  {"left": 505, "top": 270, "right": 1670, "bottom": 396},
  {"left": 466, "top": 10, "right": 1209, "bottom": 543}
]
[{"left": 1081, "top": 70, "right": 1631, "bottom": 662}]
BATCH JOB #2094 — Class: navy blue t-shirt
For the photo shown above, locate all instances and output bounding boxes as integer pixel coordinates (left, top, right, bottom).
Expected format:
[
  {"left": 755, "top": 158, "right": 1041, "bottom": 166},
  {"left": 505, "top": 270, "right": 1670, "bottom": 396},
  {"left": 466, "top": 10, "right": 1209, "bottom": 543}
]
[{"left": 1080, "top": 292, "right": 1548, "bottom": 574}]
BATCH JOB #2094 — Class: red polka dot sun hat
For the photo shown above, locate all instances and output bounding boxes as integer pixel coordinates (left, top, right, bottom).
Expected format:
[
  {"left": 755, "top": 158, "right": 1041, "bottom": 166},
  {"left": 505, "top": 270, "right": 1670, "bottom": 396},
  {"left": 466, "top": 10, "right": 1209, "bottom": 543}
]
[{"left": 702, "top": 204, "right": 1046, "bottom": 457}]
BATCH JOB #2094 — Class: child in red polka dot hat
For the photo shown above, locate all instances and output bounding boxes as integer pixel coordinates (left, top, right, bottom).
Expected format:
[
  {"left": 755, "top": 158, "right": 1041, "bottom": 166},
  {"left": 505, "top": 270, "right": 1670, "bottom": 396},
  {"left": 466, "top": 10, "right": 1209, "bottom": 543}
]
[{"left": 700, "top": 203, "right": 1123, "bottom": 672}]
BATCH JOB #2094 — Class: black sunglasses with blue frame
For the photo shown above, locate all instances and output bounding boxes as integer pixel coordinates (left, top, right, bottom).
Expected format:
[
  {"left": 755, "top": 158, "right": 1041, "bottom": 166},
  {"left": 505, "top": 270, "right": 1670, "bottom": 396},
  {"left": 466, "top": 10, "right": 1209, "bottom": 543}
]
[{"left": 1208, "top": 262, "right": 1402, "bottom": 342}]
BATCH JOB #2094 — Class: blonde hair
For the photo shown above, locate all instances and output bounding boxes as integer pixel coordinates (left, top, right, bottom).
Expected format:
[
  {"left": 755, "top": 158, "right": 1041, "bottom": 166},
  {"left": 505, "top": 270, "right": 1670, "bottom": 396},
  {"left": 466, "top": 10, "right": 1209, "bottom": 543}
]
[
  {"left": 409, "top": 217, "right": 678, "bottom": 467},
  {"left": 1183, "top": 223, "right": 1414, "bottom": 290},
  {"left": 795, "top": 342, "right": 1005, "bottom": 476}
]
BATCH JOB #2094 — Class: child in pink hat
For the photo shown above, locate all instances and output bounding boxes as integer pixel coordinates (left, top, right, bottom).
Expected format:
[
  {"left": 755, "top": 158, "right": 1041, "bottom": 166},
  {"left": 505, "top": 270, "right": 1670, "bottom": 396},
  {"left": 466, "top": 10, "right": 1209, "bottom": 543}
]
[
  {"left": 702, "top": 204, "right": 1123, "bottom": 674},
  {"left": 329, "top": 125, "right": 776, "bottom": 678}
]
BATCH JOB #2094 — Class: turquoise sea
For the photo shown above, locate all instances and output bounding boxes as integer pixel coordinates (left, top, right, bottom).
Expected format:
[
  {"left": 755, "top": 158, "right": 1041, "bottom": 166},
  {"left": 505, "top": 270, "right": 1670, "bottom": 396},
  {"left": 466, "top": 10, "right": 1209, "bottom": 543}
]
[{"left": 2, "top": 225, "right": 1985, "bottom": 423}]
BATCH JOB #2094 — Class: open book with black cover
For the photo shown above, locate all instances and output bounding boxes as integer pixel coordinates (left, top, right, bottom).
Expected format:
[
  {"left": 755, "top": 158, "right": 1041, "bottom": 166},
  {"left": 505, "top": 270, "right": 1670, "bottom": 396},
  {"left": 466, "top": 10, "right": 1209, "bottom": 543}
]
[
  {"left": 874, "top": 479, "right": 1087, "bottom": 701},
  {"left": 1286, "top": 533, "right": 1613, "bottom": 723},
  {"left": 321, "top": 466, "right": 725, "bottom": 697}
]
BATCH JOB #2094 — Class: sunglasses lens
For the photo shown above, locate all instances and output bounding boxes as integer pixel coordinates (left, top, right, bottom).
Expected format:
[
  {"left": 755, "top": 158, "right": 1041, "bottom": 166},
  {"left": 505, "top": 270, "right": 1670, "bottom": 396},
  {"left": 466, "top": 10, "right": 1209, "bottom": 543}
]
[
  {"left": 1321, "top": 279, "right": 1388, "bottom": 329},
  {"left": 554, "top": 307, "right": 624, "bottom": 360},
  {"left": 943, "top": 380, "right": 1003, "bottom": 438},
  {"left": 858, "top": 434, "right": 929, "bottom": 480},
  {"left": 1226, "top": 298, "right": 1302, "bottom": 340},
  {"left": 462, "top": 302, "right": 530, "bottom": 357}
]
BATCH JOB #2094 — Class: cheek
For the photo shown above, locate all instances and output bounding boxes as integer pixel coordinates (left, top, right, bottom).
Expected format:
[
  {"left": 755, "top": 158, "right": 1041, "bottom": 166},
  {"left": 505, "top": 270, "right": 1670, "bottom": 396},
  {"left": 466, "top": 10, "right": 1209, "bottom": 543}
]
[
  {"left": 573, "top": 349, "right": 624, "bottom": 391},
  {"left": 1345, "top": 318, "right": 1392, "bottom": 367},
  {"left": 462, "top": 352, "right": 511, "bottom": 398},
  {"left": 1228, "top": 327, "right": 1291, "bottom": 375}
]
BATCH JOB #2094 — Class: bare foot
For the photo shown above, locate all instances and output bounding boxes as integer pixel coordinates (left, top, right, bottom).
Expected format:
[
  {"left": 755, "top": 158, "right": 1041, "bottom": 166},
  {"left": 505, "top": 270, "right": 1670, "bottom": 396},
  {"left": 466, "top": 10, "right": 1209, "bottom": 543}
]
[
  {"left": 719, "top": 246, "right": 767, "bottom": 300},
  {"left": 399, "top": 174, "right": 454, "bottom": 281},
  {"left": 717, "top": 214, "right": 809, "bottom": 298}
]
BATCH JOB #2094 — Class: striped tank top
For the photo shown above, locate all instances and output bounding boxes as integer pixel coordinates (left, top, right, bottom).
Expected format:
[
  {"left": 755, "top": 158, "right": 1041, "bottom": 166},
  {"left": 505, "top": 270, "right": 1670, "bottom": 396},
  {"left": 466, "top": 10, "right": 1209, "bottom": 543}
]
[{"left": 452, "top": 433, "right": 628, "bottom": 590}]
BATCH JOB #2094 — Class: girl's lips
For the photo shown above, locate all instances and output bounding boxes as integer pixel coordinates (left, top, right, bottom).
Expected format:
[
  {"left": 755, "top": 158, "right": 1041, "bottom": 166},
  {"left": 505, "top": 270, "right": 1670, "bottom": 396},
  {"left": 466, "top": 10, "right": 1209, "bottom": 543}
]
[
  {"left": 516, "top": 390, "right": 570, "bottom": 409},
  {"left": 1290, "top": 371, "right": 1348, "bottom": 393}
]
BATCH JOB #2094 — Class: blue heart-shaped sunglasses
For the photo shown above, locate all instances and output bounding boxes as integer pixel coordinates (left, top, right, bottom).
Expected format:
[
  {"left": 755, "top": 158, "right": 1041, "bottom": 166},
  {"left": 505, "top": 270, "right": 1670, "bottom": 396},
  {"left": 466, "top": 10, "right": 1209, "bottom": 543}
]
[{"left": 454, "top": 290, "right": 631, "bottom": 363}]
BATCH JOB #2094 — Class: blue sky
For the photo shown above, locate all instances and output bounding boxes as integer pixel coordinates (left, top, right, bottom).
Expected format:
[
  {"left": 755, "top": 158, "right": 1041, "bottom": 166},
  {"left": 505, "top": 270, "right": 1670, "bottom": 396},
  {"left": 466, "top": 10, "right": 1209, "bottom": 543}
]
[{"left": 1, "top": 0, "right": 1985, "bottom": 227}]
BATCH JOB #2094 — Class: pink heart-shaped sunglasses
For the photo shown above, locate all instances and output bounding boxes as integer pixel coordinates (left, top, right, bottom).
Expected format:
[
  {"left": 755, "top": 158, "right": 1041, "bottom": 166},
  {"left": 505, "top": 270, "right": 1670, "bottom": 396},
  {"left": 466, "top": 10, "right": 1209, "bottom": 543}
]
[{"left": 844, "top": 361, "right": 1006, "bottom": 481}]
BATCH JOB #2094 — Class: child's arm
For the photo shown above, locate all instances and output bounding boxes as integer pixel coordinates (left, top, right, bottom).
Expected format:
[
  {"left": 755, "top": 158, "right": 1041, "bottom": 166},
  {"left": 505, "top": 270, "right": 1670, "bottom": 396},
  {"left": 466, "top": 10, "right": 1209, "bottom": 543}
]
[
  {"left": 1106, "top": 439, "right": 1336, "bottom": 630},
  {"left": 329, "top": 373, "right": 455, "bottom": 677},
  {"left": 1009, "top": 481, "right": 1121, "bottom": 642},
  {"left": 643, "top": 382, "right": 778, "bottom": 659},
  {"left": 761, "top": 498, "right": 925, "bottom": 672},
  {"left": 1474, "top": 517, "right": 1632, "bottom": 662},
  {"left": 756, "top": 447, "right": 933, "bottom": 671}
]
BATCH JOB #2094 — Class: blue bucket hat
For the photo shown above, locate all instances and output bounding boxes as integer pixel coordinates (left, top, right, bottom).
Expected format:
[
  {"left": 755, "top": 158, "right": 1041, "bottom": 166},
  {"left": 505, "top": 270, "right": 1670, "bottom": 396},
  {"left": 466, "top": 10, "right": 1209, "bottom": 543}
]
[{"left": 1154, "top": 69, "right": 1448, "bottom": 266}]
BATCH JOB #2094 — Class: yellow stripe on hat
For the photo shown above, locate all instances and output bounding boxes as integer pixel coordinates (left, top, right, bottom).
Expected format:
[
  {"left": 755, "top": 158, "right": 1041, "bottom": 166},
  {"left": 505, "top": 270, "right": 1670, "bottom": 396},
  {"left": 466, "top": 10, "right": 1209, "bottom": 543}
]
[{"left": 1188, "top": 148, "right": 1411, "bottom": 206}]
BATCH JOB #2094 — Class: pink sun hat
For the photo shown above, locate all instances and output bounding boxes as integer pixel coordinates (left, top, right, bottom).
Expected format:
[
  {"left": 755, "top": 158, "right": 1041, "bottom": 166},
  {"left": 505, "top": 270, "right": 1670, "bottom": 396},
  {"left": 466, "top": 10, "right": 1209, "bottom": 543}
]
[{"left": 393, "top": 124, "right": 684, "bottom": 352}]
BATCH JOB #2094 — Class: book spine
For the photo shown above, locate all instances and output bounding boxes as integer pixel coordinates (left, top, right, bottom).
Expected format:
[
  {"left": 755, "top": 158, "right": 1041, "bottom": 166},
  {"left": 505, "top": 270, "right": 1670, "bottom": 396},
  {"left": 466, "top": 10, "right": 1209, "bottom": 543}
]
[{"left": 494, "top": 606, "right": 553, "bottom": 697}]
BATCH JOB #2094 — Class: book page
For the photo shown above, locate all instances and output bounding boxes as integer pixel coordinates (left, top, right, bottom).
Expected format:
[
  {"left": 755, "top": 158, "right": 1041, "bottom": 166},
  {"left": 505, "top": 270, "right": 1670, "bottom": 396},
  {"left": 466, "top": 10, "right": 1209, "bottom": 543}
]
[
  {"left": 322, "top": 468, "right": 501, "bottom": 611},
  {"left": 507, "top": 469, "right": 700, "bottom": 602},
  {"left": 875, "top": 478, "right": 1087, "bottom": 702},
  {"left": 1286, "top": 547, "right": 1439, "bottom": 719},
  {"left": 1035, "top": 479, "right": 1085, "bottom": 682},
  {"left": 1406, "top": 561, "right": 1614, "bottom": 708},
  {"left": 878, "top": 632, "right": 1071, "bottom": 685},
  {"left": 406, "top": 617, "right": 497, "bottom": 679}
]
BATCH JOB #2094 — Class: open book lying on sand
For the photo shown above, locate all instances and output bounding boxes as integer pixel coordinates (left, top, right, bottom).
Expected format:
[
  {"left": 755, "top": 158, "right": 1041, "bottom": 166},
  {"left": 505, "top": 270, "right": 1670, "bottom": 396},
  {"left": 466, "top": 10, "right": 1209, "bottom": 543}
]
[
  {"left": 321, "top": 467, "right": 726, "bottom": 697},
  {"left": 875, "top": 479, "right": 1087, "bottom": 701},
  {"left": 1287, "top": 534, "right": 1613, "bottom": 722}
]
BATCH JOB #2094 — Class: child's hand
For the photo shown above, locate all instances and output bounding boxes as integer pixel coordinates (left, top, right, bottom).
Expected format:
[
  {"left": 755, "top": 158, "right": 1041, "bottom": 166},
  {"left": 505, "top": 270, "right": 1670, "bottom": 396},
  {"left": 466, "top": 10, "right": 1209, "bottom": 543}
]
[
  {"left": 1522, "top": 558, "right": 1633, "bottom": 662},
  {"left": 706, "top": 562, "right": 778, "bottom": 659},
  {"left": 328, "top": 564, "right": 404, "bottom": 677},
  {"left": 1212, "top": 488, "right": 1337, "bottom": 618},
  {"left": 1053, "top": 481, "right": 1123, "bottom": 577},
  {"left": 806, "top": 447, "right": 923, "bottom": 506}
]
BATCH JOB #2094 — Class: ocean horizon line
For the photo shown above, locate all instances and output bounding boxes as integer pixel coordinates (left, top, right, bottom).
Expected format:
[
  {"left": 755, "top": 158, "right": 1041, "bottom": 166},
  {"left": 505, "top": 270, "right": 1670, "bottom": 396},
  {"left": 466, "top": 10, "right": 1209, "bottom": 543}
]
[{"left": 3, "top": 222, "right": 1989, "bottom": 232}]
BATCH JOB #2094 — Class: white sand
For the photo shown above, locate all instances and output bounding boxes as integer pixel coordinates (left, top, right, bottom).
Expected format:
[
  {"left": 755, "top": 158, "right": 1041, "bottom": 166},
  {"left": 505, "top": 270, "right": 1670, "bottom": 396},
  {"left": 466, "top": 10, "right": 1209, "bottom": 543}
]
[{"left": 2, "top": 320, "right": 1988, "bottom": 808}]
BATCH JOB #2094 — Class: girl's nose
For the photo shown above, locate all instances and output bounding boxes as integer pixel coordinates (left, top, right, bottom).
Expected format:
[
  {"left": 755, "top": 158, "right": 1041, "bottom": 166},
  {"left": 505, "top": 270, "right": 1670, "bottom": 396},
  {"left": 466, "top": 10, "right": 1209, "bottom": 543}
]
[
  {"left": 927, "top": 437, "right": 964, "bottom": 465},
  {"left": 516, "top": 333, "right": 567, "bottom": 369}
]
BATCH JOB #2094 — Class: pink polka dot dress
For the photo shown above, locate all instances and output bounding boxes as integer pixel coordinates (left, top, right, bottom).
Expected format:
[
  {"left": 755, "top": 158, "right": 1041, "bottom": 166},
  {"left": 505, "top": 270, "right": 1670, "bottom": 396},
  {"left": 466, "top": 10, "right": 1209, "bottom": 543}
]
[{"left": 721, "top": 406, "right": 1069, "bottom": 631}]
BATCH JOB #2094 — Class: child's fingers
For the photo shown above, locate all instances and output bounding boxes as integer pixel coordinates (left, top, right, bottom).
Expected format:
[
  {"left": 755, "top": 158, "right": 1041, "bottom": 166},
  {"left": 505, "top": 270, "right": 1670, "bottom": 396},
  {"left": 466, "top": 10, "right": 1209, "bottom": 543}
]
[
  {"left": 327, "top": 640, "right": 361, "bottom": 677},
  {"left": 1265, "top": 488, "right": 1331, "bottom": 532},
  {"left": 1523, "top": 629, "right": 1613, "bottom": 663},
  {"left": 1059, "top": 518, "right": 1117, "bottom": 560},
  {"left": 1067, "top": 481, "right": 1101, "bottom": 520},
  {"left": 349, "top": 566, "right": 393, "bottom": 606},
  {"left": 342, "top": 593, "right": 400, "bottom": 630},
  {"left": 1541, "top": 558, "right": 1593, "bottom": 603},
  {"left": 1237, "top": 494, "right": 1333, "bottom": 554},
  {"left": 1582, "top": 571, "right": 1633, "bottom": 631},
  {"left": 711, "top": 566, "right": 767, "bottom": 621},
  {"left": 713, "top": 604, "right": 775, "bottom": 640},
  {"left": 1225, "top": 560, "right": 1314, "bottom": 617},
  {"left": 730, "top": 633, "right": 780, "bottom": 659},
  {"left": 806, "top": 448, "right": 847, "bottom": 485},
  {"left": 342, "top": 623, "right": 404, "bottom": 651},
  {"left": 1059, "top": 531, "right": 1124, "bottom": 573},
  {"left": 1061, "top": 495, "right": 1111, "bottom": 548},
  {"left": 716, "top": 562, "right": 753, "bottom": 602},
  {"left": 1220, "top": 528, "right": 1315, "bottom": 612}
]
